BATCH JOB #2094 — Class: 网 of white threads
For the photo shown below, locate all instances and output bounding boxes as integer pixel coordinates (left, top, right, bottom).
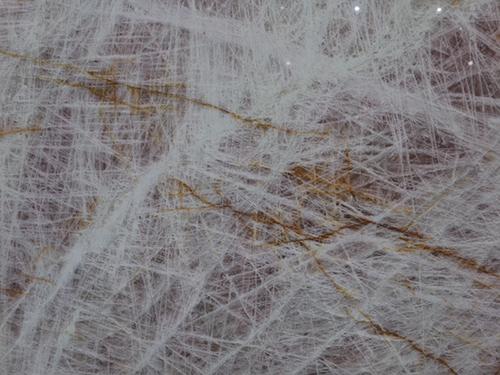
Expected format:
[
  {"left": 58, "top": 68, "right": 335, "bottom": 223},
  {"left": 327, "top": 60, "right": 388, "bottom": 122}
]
[{"left": 1, "top": 1, "right": 500, "bottom": 374}]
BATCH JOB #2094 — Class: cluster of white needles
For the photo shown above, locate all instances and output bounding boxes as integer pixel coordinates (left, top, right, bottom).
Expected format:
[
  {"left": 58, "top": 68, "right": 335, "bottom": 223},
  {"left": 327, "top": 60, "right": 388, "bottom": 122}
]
[{"left": 1, "top": 1, "right": 500, "bottom": 374}]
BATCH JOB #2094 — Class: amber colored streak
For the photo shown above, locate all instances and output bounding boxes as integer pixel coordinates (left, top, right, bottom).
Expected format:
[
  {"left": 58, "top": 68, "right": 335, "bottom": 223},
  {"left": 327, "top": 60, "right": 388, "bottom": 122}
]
[
  {"left": 166, "top": 178, "right": 231, "bottom": 210},
  {"left": 317, "top": 261, "right": 456, "bottom": 373},
  {"left": 35, "top": 76, "right": 175, "bottom": 113},
  {"left": 0, "top": 127, "right": 43, "bottom": 136},
  {"left": 167, "top": 178, "right": 376, "bottom": 245},
  {"left": 85, "top": 76, "right": 331, "bottom": 135},
  {"left": 251, "top": 162, "right": 392, "bottom": 213},
  {"left": 59, "top": 200, "right": 98, "bottom": 236},
  {"left": 0, "top": 49, "right": 329, "bottom": 136},
  {"left": 288, "top": 165, "right": 413, "bottom": 215},
  {"left": 102, "top": 81, "right": 328, "bottom": 135},
  {"left": 167, "top": 177, "right": 460, "bottom": 373},
  {"left": 399, "top": 278, "right": 416, "bottom": 296},
  {"left": 474, "top": 280, "right": 500, "bottom": 288},
  {"left": 448, "top": 331, "right": 491, "bottom": 358},
  {"left": 0, "top": 288, "right": 23, "bottom": 298},
  {"left": 166, "top": 179, "right": 421, "bottom": 246},
  {"left": 167, "top": 178, "right": 309, "bottom": 237},
  {"left": 0, "top": 48, "right": 182, "bottom": 88},
  {"left": 401, "top": 238, "right": 500, "bottom": 279},
  {"left": 357, "top": 310, "right": 458, "bottom": 374},
  {"left": 354, "top": 217, "right": 424, "bottom": 239},
  {"left": 267, "top": 223, "right": 364, "bottom": 245},
  {"left": 272, "top": 216, "right": 424, "bottom": 245},
  {"left": 309, "top": 249, "right": 352, "bottom": 297},
  {"left": 154, "top": 205, "right": 214, "bottom": 214},
  {"left": 20, "top": 272, "right": 55, "bottom": 286},
  {"left": 32, "top": 246, "right": 53, "bottom": 265},
  {"left": 37, "top": 75, "right": 166, "bottom": 175},
  {"left": 317, "top": 263, "right": 458, "bottom": 374}
]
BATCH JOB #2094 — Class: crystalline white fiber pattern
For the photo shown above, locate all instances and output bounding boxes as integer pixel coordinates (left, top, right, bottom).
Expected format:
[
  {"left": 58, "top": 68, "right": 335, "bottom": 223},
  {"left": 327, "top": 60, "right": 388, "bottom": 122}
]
[{"left": 1, "top": 0, "right": 500, "bottom": 374}]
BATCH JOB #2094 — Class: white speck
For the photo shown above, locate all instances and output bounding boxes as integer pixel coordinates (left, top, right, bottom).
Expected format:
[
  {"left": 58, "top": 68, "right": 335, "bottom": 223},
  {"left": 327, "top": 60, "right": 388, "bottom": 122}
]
[
  {"left": 436, "top": 7, "right": 442, "bottom": 13},
  {"left": 354, "top": 6, "right": 360, "bottom": 12},
  {"left": 286, "top": 61, "right": 291, "bottom": 66},
  {"left": 280, "top": 6, "right": 285, "bottom": 10},
  {"left": 468, "top": 61, "right": 473, "bottom": 66}
]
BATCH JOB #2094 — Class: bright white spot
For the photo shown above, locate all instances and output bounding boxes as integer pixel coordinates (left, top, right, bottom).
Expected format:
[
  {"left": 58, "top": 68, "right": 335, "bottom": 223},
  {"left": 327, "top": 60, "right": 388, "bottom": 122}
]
[
  {"left": 468, "top": 61, "right": 473, "bottom": 66},
  {"left": 354, "top": 6, "right": 360, "bottom": 12},
  {"left": 286, "top": 61, "right": 291, "bottom": 66},
  {"left": 436, "top": 7, "right": 442, "bottom": 13}
]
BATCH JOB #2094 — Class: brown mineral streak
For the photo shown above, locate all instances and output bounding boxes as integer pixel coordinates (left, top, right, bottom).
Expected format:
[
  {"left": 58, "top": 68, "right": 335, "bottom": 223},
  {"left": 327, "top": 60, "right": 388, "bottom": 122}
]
[
  {"left": 0, "top": 37, "right": 489, "bottom": 373},
  {"left": 401, "top": 238, "right": 500, "bottom": 280},
  {"left": 0, "top": 127, "right": 43, "bottom": 136},
  {"left": 0, "top": 48, "right": 329, "bottom": 136},
  {"left": 356, "top": 310, "right": 458, "bottom": 374}
]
